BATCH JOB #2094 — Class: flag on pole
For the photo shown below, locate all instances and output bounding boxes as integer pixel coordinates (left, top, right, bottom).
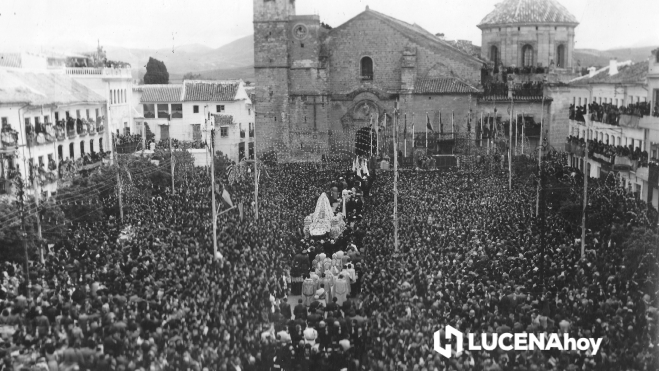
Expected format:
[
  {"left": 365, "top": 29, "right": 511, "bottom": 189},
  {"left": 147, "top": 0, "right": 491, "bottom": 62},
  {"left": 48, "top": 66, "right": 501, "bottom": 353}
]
[
  {"left": 426, "top": 113, "right": 434, "bottom": 132},
  {"left": 221, "top": 186, "right": 233, "bottom": 208},
  {"left": 411, "top": 115, "right": 415, "bottom": 149},
  {"left": 439, "top": 112, "right": 443, "bottom": 135}
]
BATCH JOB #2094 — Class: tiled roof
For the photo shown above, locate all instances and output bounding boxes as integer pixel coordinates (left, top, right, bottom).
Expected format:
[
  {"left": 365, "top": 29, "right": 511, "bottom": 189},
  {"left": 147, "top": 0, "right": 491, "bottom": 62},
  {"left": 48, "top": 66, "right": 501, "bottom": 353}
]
[
  {"left": 213, "top": 114, "right": 235, "bottom": 126},
  {"left": 414, "top": 78, "right": 480, "bottom": 94},
  {"left": 183, "top": 81, "right": 239, "bottom": 101},
  {"left": 137, "top": 85, "right": 182, "bottom": 103},
  {"left": 0, "top": 53, "right": 22, "bottom": 68},
  {"left": 0, "top": 69, "right": 105, "bottom": 105},
  {"left": 571, "top": 61, "right": 648, "bottom": 85},
  {"left": 478, "top": 95, "right": 552, "bottom": 102},
  {"left": 478, "top": 0, "right": 578, "bottom": 27}
]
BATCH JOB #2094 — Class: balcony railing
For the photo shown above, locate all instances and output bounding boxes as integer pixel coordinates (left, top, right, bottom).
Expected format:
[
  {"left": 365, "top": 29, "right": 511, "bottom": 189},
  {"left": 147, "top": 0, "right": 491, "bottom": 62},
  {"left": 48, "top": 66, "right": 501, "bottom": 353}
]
[
  {"left": 65, "top": 67, "right": 132, "bottom": 77},
  {"left": 67, "top": 129, "right": 76, "bottom": 138},
  {"left": 77, "top": 124, "right": 88, "bottom": 136},
  {"left": 97, "top": 123, "right": 105, "bottom": 133},
  {"left": 55, "top": 127, "right": 66, "bottom": 141}
]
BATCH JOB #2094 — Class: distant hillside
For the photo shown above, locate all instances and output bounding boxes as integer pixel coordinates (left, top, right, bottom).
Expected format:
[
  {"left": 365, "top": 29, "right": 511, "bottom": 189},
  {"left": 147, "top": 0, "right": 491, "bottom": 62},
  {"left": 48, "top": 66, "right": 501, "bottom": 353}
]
[
  {"left": 103, "top": 34, "right": 254, "bottom": 82},
  {"left": 170, "top": 66, "right": 255, "bottom": 83},
  {"left": 574, "top": 46, "right": 655, "bottom": 68}
]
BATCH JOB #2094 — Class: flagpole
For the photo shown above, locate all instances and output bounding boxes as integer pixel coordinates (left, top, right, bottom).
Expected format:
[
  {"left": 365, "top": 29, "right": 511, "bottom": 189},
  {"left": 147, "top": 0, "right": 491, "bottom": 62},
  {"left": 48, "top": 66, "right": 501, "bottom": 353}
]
[
  {"left": 537, "top": 94, "right": 545, "bottom": 217},
  {"left": 480, "top": 112, "right": 483, "bottom": 148},
  {"left": 425, "top": 112, "right": 428, "bottom": 149},
  {"left": 521, "top": 117, "right": 525, "bottom": 155},
  {"left": 451, "top": 111, "right": 455, "bottom": 141},
  {"left": 394, "top": 106, "right": 399, "bottom": 251},
  {"left": 210, "top": 127, "right": 218, "bottom": 260},
  {"left": 509, "top": 98, "right": 513, "bottom": 190},
  {"left": 369, "top": 114, "right": 373, "bottom": 157},
  {"left": 412, "top": 113, "right": 415, "bottom": 151},
  {"left": 404, "top": 114, "right": 407, "bottom": 158},
  {"left": 376, "top": 113, "right": 380, "bottom": 159}
]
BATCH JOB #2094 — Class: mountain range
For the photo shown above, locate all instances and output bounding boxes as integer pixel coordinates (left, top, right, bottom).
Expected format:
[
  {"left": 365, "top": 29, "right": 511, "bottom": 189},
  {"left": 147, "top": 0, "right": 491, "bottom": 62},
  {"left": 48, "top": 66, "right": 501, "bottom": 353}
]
[{"left": 97, "top": 35, "right": 653, "bottom": 83}]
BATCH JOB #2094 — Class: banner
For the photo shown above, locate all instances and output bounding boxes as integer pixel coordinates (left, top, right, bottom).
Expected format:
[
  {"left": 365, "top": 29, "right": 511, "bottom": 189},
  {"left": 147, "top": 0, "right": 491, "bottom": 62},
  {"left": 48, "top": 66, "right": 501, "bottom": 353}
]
[{"left": 619, "top": 114, "right": 640, "bottom": 129}]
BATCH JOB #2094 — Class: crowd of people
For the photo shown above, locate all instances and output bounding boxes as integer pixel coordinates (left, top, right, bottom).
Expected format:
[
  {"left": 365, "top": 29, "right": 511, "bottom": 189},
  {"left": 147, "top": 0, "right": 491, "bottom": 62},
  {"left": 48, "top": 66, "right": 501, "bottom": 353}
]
[
  {"left": 0, "top": 150, "right": 657, "bottom": 371},
  {"left": 566, "top": 136, "right": 649, "bottom": 165},
  {"left": 569, "top": 101, "right": 655, "bottom": 125}
]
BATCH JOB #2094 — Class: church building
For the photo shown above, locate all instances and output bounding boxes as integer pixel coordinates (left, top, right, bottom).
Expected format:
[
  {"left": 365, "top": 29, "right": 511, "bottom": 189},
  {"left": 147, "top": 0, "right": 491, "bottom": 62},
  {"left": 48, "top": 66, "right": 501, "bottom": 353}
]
[
  {"left": 253, "top": 0, "right": 483, "bottom": 160},
  {"left": 253, "top": 0, "right": 581, "bottom": 160}
]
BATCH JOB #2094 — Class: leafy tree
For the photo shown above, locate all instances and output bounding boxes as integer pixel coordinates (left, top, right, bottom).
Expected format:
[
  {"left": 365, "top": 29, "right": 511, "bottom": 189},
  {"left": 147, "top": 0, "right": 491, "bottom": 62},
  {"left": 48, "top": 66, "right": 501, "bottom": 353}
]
[{"left": 144, "top": 57, "right": 169, "bottom": 84}]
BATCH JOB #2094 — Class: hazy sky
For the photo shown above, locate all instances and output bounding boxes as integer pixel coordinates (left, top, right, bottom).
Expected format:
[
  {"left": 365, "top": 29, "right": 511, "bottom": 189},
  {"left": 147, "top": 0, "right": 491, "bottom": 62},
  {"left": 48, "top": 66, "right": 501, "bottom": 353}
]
[{"left": 1, "top": 0, "right": 657, "bottom": 52}]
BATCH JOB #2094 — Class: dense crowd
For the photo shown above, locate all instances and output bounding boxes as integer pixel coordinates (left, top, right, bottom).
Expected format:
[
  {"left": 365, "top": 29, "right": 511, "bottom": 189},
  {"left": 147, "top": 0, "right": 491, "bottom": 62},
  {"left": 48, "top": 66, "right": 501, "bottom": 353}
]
[{"left": 0, "top": 152, "right": 657, "bottom": 371}]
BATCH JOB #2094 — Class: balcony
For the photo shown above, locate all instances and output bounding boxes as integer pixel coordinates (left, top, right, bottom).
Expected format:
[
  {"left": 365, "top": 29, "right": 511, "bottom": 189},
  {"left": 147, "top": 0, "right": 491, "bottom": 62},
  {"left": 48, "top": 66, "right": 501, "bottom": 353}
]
[
  {"left": 65, "top": 67, "right": 132, "bottom": 78},
  {"left": 67, "top": 129, "right": 76, "bottom": 138},
  {"left": 240, "top": 130, "right": 246, "bottom": 138},
  {"left": 640, "top": 115, "right": 659, "bottom": 130},
  {"left": 55, "top": 126, "right": 66, "bottom": 140},
  {"left": 249, "top": 129, "right": 254, "bottom": 138},
  {"left": 97, "top": 123, "right": 105, "bottom": 133},
  {"left": 77, "top": 124, "right": 88, "bottom": 136},
  {"left": 1, "top": 128, "right": 19, "bottom": 148},
  {"left": 87, "top": 122, "right": 96, "bottom": 135}
]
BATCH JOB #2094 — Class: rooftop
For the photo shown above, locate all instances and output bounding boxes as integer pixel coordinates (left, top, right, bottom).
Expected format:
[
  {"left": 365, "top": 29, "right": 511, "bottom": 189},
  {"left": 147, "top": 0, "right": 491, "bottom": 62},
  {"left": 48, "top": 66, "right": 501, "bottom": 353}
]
[
  {"left": 0, "top": 69, "right": 105, "bottom": 106},
  {"left": 478, "top": 0, "right": 578, "bottom": 28},
  {"left": 570, "top": 61, "right": 647, "bottom": 85},
  {"left": 136, "top": 80, "right": 242, "bottom": 103},
  {"left": 413, "top": 78, "right": 481, "bottom": 94}
]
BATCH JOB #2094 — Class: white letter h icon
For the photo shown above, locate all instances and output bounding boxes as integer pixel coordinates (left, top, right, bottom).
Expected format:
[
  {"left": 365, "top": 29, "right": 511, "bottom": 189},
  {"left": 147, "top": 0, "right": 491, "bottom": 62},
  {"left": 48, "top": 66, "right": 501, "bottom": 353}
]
[{"left": 434, "top": 325, "right": 463, "bottom": 358}]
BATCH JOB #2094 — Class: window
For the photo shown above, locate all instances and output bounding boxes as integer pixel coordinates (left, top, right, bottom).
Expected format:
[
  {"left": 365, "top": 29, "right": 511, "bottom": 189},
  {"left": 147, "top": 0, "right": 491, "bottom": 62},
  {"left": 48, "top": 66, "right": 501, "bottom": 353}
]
[
  {"left": 86, "top": 109, "right": 90, "bottom": 119},
  {"left": 1, "top": 117, "right": 7, "bottom": 128},
  {"left": 99, "top": 138, "right": 103, "bottom": 153},
  {"left": 522, "top": 44, "right": 534, "bottom": 67},
  {"left": 95, "top": 108, "right": 100, "bottom": 119},
  {"left": 69, "top": 143, "right": 75, "bottom": 159},
  {"left": 578, "top": 97, "right": 581, "bottom": 105},
  {"left": 38, "top": 156, "right": 43, "bottom": 166},
  {"left": 216, "top": 105, "right": 225, "bottom": 113},
  {"left": 556, "top": 45, "right": 565, "bottom": 68},
  {"left": 143, "top": 104, "right": 155, "bottom": 118},
  {"left": 192, "top": 124, "right": 201, "bottom": 141},
  {"left": 193, "top": 105, "right": 199, "bottom": 113},
  {"left": 248, "top": 108, "right": 251, "bottom": 116},
  {"left": 65, "top": 111, "right": 70, "bottom": 119},
  {"left": 220, "top": 126, "right": 229, "bottom": 137},
  {"left": 35, "top": 117, "right": 40, "bottom": 126},
  {"left": 490, "top": 45, "right": 499, "bottom": 66},
  {"left": 55, "top": 112, "right": 59, "bottom": 122},
  {"left": 157, "top": 104, "right": 169, "bottom": 119},
  {"left": 360, "top": 57, "right": 373, "bottom": 80},
  {"left": 76, "top": 110, "right": 81, "bottom": 118},
  {"left": 171, "top": 104, "right": 183, "bottom": 119},
  {"left": 80, "top": 141, "right": 86, "bottom": 155},
  {"left": 44, "top": 115, "right": 49, "bottom": 124}
]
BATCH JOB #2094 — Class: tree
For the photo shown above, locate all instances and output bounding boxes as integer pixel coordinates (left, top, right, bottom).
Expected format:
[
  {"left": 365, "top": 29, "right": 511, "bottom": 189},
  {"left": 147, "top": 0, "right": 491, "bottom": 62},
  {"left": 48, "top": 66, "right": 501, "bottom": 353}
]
[
  {"left": 183, "top": 72, "right": 202, "bottom": 80},
  {"left": 144, "top": 57, "right": 169, "bottom": 84}
]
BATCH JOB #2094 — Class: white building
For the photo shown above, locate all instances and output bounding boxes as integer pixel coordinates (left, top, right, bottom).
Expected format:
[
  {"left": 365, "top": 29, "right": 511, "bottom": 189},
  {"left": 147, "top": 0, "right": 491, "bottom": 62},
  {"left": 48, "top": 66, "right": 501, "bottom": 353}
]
[
  {"left": 132, "top": 80, "right": 255, "bottom": 162},
  {"left": 0, "top": 69, "right": 108, "bottom": 197},
  {"left": 562, "top": 56, "right": 659, "bottom": 209}
]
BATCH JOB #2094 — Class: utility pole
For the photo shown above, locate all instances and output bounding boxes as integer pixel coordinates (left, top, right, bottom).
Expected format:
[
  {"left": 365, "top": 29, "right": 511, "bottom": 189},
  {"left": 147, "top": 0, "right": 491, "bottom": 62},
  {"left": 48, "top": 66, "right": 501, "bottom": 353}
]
[
  {"left": 509, "top": 99, "right": 513, "bottom": 190},
  {"left": 393, "top": 104, "right": 399, "bottom": 251},
  {"left": 113, "top": 133, "right": 124, "bottom": 223},
  {"left": 581, "top": 105, "right": 590, "bottom": 259},
  {"left": 210, "top": 128, "right": 218, "bottom": 260},
  {"left": 31, "top": 168, "right": 44, "bottom": 264},
  {"left": 536, "top": 93, "right": 546, "bottom": 217},
  {"left": 169, "top": 117, "right": 175, "bottom": 195},
  {"left": 254, "top": 120, "right": 259, "bottom": 221},
  {"left": 17, "top": 174, "right": 31, "bottom": 296}
]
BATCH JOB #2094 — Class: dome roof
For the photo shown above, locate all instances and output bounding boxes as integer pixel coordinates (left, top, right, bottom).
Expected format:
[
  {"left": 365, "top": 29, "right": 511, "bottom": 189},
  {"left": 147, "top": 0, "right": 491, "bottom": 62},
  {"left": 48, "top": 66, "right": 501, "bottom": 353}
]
[{"left": 478, "top": 0, "right": 578, "bottom": 28}]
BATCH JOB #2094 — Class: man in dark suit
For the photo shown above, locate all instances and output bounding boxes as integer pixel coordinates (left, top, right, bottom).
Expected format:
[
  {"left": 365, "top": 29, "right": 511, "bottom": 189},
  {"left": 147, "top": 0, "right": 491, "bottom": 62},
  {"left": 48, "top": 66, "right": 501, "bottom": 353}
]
[
  {"left": 325, "top": 297, "right": 339, "bottom": 313},
  {"left": 279, "top": 297, "right": 292, "bottom": 320},
  {"left": 293, "top": 298, "right": 307, "bottom": 321}
]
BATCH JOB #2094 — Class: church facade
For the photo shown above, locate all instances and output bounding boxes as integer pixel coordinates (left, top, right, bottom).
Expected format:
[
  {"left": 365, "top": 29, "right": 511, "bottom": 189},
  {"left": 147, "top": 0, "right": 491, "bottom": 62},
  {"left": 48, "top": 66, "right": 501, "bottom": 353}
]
[{"left": 253, "top": 0, "right": 483, "bottom": 160}]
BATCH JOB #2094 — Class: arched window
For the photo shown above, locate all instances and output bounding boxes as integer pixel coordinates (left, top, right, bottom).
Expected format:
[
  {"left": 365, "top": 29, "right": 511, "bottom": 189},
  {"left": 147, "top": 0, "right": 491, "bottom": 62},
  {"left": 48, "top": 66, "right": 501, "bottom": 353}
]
[
  {"left": 556, "top": 44, "right": 565, "bottom": 68},
  {"left": 490, "top": 45, "right": 499, "bottom": 66},
  {"left": 58, "top": 145, "right": 63, "bottom": 160},
  {"left": 522, "top": 44, "right": 534, "bottom": 67},
  {"left": 360, "top": 57, "right": 373, "bottom": 80},
  {"left": 80, "top": 141, "right": 85, "bottom": 155},
  {"left": 90, "top": 139, "right": 94, "bottom": 153},
  {"left": 99, "top": 138, "right": 104, "bottom": 153},
  {"left": 69, "top": 143, "right": 75, "bottom": 159}
]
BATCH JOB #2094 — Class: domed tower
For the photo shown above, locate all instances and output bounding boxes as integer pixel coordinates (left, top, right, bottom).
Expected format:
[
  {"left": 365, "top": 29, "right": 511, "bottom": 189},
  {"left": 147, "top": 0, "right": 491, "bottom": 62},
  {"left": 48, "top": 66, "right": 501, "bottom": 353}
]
[{"left": 478, "top": 0, "right": 578, "bottom": 70}]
